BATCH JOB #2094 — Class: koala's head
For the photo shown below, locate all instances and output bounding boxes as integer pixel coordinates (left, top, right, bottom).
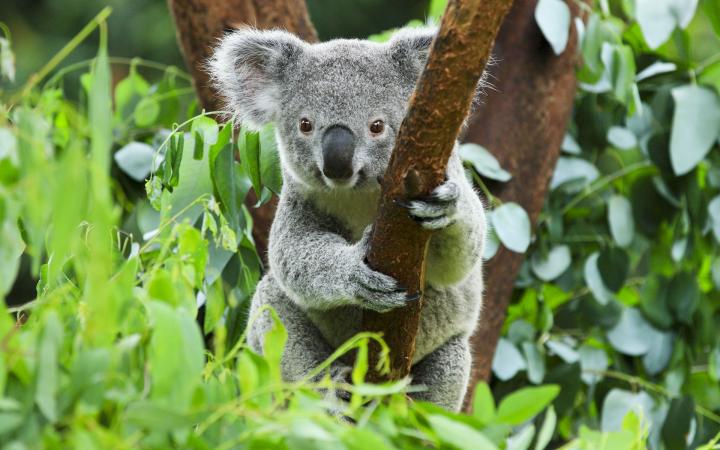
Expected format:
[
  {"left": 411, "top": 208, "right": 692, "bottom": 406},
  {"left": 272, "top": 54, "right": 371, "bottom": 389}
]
[{"left": 209, "top": 27, "right": 435, "bottom": 191}]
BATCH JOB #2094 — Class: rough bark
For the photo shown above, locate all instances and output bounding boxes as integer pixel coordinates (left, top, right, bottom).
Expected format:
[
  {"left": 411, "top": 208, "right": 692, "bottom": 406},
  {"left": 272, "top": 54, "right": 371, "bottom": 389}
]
[
  {"left": 460, "top": 0, "right": 582, "bottom": 410},
  {"left": 361, "top": 0, "right": 514, "bottom": 381},
  {"left": 167, "top": 0, "right": 318, "bottom": 256}
]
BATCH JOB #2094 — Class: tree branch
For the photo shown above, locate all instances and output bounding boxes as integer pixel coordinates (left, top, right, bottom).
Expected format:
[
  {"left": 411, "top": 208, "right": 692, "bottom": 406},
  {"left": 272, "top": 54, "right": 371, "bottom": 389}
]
[
  {"left": 361, "top": 0, "right": 514, "bottom": 381},
  {"left": 461, "top": 0, "right": 582, "bottom": 410}
]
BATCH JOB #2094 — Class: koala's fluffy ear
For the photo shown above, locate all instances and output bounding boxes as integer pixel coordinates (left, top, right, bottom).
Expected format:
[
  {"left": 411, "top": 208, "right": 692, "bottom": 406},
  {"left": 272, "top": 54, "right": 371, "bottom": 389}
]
[
  {"left": 388, "top": 27, "right": 437, "bottom": 81},
  {"left": 209, "top": 29, "right": 306, "bottom": 129}
]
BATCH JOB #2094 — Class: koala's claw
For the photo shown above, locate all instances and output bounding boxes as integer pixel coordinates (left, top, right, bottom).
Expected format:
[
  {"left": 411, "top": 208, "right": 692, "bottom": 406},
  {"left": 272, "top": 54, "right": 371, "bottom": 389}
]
[
  {"left": 397, "top": 180, "right": 460, "bottom": 230},
  {"left": 351, "top": 263, "right": 416, "bottom": 312}
]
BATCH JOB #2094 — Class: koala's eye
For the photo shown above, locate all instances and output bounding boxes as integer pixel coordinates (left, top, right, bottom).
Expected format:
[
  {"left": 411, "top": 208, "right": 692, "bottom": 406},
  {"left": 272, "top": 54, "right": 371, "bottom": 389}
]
[
  {"left": 299, "top": 118, "right": 313, "bottom": 134},
  {"left": 369, "top": 120, "right": 385, "bottom": 135}
]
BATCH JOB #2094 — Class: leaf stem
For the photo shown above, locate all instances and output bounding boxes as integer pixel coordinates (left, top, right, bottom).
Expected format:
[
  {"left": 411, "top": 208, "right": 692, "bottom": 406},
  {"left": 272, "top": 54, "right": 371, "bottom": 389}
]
[
  {"left": 11, "top": 7, "right": 112, "bottom": 103},
  {"left": 562, "top": 161, "right": 654, "bottom": 214}
]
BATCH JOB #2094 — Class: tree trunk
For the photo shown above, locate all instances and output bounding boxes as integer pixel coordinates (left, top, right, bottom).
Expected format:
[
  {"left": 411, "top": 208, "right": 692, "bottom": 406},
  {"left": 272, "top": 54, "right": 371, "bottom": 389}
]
[
  {"left": 460, "top": 0, "right": 582, "bottom": 411},
  {"left": 361, "top": 0, "right": 514, "bottom": 381},
  {"left": 167, "top": 0, "right": 318, "bottom": 256}
]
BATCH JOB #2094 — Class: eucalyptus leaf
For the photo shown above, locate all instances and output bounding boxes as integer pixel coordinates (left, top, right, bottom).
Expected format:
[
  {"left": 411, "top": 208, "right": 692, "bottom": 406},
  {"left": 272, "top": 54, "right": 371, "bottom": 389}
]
[
  {"left": 579, "top": 345, "right": 608, "bottom": 385},
  {"left": 636, "top": 62, "right": 677, "bottom": 81},
  {"left": 550, "top": 157, "right": 599, "bottom": 191},
  {"left": 606, "top": 308, "right": 665, "bottom": 356},
  {"left": 491, "top": 203, "right": 531, "bottom": 253},
  {"left": 642, "top": 331, "right": 674, "bottom": 375},
  {"left": 670, "top": 85, "right": 720, "bottom": 175},
  {"left": 607, "top": 126, "right": 637, "bottom": 150},
  {"left": 492, "top": 338, "right": 526, "bottom": 381},
  {"left": 459, "top": 143, "right": 512, "bottom": 182},
  {"left": 531, "top": 245, "right": 571, "bottom": 281},
  {"left": 561, "top": 134, "right": 582, "bottom": 154},
  {"left": 584, "top": 252, "right": 614, "bottom": 305},
  {"left": 496, "top": 385, "right": 560, "bottom": 425},
  {"left": 607, "top": 195, "right": 634, "bottom": 247},
  {"left": 601, "top": 389, "right": 655, "bottom": 432},
  {"left": 534, "top": 407, "right": 557, "bottom": 450},
  {"left": 535, "top": 0, "right": 571, "bottom": 55},
  {"left": 635, "top": 0, "right": 698, "bottom": 49},
  {"left": 114, "top": 142, "right": 155, "bottom": 182},
  {"left": 427, "top": 415, "right": 498, "bottom": 450}
]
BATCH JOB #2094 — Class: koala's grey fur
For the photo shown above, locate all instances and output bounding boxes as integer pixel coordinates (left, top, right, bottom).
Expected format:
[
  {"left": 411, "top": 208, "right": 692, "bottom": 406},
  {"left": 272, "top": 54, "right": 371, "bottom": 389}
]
[{"left": 210, "top": 27, "right": 487, "bottom": 411}]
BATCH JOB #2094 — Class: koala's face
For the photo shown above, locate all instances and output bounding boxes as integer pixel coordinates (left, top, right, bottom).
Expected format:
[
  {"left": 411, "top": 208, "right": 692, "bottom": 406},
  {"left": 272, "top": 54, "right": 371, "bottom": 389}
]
[{"left": 210, "top": 28, "right": 434, "bottom": 191}]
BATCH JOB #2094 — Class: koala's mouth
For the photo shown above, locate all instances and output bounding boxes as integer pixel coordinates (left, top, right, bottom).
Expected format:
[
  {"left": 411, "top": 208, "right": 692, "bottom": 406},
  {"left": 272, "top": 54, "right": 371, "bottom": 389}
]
[{"left": 320, "top": 168, "right": 373, "bottom": 190}]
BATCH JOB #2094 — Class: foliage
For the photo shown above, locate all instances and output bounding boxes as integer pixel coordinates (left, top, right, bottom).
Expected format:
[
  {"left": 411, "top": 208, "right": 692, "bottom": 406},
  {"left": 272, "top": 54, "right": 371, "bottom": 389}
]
[
  {"left": 0, "top": 0, "right": 719, "bottom": 449},
  {"left": 465, "top": 0, "right": 720, "bottom": 449}
]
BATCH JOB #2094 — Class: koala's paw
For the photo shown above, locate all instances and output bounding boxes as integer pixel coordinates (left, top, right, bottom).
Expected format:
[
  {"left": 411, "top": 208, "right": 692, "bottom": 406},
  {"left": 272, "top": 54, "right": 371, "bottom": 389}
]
[
  {"left": 350, "top": 261, "right": 418, "bottom": 313},
  {"left": 397, "top": 180, "right": 460, "bottom": 230}
]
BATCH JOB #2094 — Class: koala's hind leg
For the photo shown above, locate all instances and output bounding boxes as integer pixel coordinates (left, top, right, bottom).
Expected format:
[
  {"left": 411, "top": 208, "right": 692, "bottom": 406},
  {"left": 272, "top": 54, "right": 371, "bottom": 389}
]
[
  {"left": 410, "top": 335, "right": 471, "bottom": 411},
  {"left": 248, "top": 275, "right": 348, "bottom": 383}
]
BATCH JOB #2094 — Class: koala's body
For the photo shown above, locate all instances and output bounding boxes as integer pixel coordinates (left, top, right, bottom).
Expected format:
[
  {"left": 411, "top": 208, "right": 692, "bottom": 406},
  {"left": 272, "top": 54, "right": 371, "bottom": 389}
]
[{"left": 210, "top": 27, "right": 487, "bottom": 411}]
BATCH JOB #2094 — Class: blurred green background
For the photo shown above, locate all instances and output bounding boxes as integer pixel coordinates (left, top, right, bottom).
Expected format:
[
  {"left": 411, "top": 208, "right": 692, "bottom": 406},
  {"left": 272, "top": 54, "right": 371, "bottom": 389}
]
[{"left": 0, "top": 0, "right": 429, "bottom": 84}]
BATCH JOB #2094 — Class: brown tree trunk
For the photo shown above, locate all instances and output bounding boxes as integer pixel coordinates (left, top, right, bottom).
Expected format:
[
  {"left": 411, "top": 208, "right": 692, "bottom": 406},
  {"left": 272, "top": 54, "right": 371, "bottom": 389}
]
[
  {"left": 361, "top": 0, "right": 514, "bottom": 381},
  {"left": 461, "top": 0, "right": 582, "bottom": 410},
  {"left": 167, "top": 0, "right": 318, "bottom": 256}
]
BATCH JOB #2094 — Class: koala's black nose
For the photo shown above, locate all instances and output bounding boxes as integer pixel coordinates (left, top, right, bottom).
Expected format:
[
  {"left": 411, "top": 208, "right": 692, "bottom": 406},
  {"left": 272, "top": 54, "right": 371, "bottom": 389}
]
[{"left": 321, "top": 125, "right": 355, "bottom": 180}]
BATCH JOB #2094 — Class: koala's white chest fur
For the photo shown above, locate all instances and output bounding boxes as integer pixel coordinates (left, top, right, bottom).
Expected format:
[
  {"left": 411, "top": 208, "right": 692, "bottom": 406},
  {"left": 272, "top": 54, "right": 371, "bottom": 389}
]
[{"left": 308, "top": 188, "right": 381, "bottom": 241}]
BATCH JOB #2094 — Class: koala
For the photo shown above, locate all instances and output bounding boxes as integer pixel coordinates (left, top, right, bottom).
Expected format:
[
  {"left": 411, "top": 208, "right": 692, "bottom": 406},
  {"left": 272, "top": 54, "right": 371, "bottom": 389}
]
[{"left": 210, "top": 27, "right": 487, "bottom": 411}]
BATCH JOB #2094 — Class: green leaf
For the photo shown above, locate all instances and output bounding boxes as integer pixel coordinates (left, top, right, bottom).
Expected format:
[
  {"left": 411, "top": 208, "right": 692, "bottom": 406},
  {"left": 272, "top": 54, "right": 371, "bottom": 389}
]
[
  {"left": 636, "top": 61, "right": 677, "bottom": 81},
  {"left": 642, "top": 331, "right": 674, "bottom": 375},
  {"left": 578, "top": 345, "right": 608, "bottom": 385},
  {"left": 211, "top": 134, "right": 240, "bottom": 232},
  {"left": 427, "top": 415, "right": 498, "bottom": 450},
  {"left": 609, "top": 44, "right": 636, "bottom": 104},
  {"left": 0, "top": 199, "right": 24, "bottom": 298},
  {"left": 459, "top": 143, "right": 512, "bottom": 182},
  {"left": 607, "top": 126, "right": 637, "bottom": 150},
  {"left": 134, "top": 97, "right": 160, "bottom": 127},
  {"left": 240, "top": 129, "right": 262, "bottom": 195},
  {"left": 608, "top": 195, "right": 634, "bottom": 247},
  {"left": 0, "top": 37, "right": 15, "bottom": 82},
  {"left": 546, "top": 340, "right": 579, "bottom": 363},
  {"left": 667, "top": 271, "right": 699, "bottom": 324},
  {"left": 114, "top": 142, "right": 155, "bottom": 182},
  {"left": 661, "top": 396, "right": 694, "bottom": 450},
  {"left": 670, "top": 85, "right": 720, "bottom": 175},
  {"left": 35, "top": 312, "right": 63, "bottom": 422},
  {"left": 550, "top": 157, "right": 599, "bottom": 191},
  {"left": 531, "top": 245, "right": 571, "bottom": 281},
  {"left": 534, "top": 407, "right": 557, "bottom": 450},
  {"left": 491, "top": 203, "right": 531, "bottom": 253},
  {"left": 597, "top": 247, "right": 629, "bottom": 292},
  {"left": 114, "top": 62, "right": 149, "bottom": 120},
  {"left": 584, "top": 252, "right": 614, "bottom": 304},
  {"left": 522, "top": 341, "right": 546, "bottom": 384},
  {"left": 535, "top": 0, "right": 571, "bottom": 55},
  {"left": 636, "top": 0, "right": 698, "bottom": 49},
  {"left": 342, "top": 428, "right": 396, "bottom": 450},
  {"left": 496, "top": 385, "right": 560, "bottom": 425},
  {"left": 601, "top": 389, "right": 655, "bottom": 432},
  {"left": 708, "top": 195, "right": 720, "bottom": 242},
  {"left": 193, "top": 130, "right": 204, "bottom": 160},
  {"left": 507, "top": 425, "right": 535, "bottom": 450},
  {"left": 492, "top": 338, "right": 526, "bottom": 381},
  {"left": 472, "top": 382, "right": 496, "bottom": 425},
  {"left": 606, "top": 308, "right": 665, "bottom": 356},
  {"left": 263, "top": 308, "right": 288, "bottom": 383},
  {"left": 148, "top": 301, "right": 204, "bottom": 409},
  {"left": 259, "top": 124, "right": 283, "bottom": 194},
  {"left": 561, "top": 134, "right": 582, "bottom": 154}
]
